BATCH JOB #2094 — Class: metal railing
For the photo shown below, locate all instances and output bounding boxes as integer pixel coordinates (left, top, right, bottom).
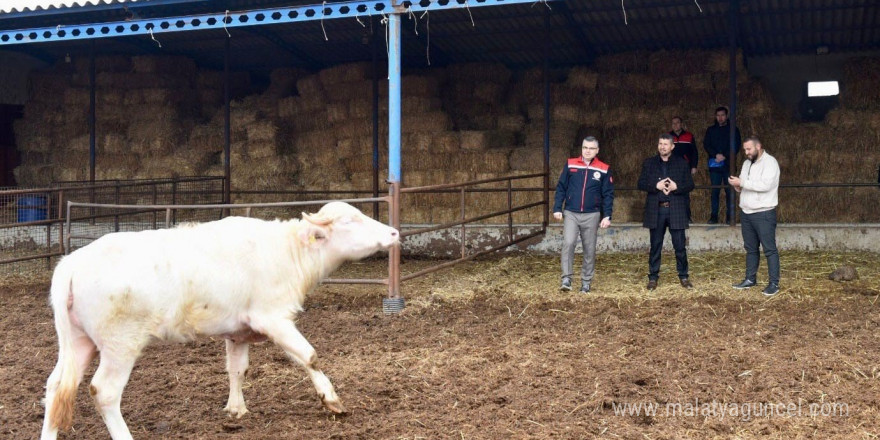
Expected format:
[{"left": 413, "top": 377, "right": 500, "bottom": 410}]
[
  {"left": 398, "top": 172, "right": 548, "bottom": 282},
  {"left": 0, "top": 177, "right": 225, "bottom": 266},
  {"left": 64, "top": 196, "right": 393, "bottom": 286}
]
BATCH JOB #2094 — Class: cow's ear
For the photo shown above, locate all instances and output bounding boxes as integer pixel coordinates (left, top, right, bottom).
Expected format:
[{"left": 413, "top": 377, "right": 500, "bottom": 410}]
[{"left": 298, "top": 224, "right": 328, "bottom": 248}]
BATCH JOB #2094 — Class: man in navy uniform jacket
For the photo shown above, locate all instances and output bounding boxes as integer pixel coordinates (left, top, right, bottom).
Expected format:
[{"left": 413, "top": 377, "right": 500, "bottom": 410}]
[
  {"left": 553, "top": 136, "right": 614, "bottom": 294},
  {"left": 638, "top": 133, "right": 695, "bottom": 290}
]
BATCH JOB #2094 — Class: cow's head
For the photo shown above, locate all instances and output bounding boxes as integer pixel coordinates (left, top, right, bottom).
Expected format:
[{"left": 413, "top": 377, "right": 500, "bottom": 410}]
[{"left": 299, "top": 202, "right": 399, "bottom": 262}]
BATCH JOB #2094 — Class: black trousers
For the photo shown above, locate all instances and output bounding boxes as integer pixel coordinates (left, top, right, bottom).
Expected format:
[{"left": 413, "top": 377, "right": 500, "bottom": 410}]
[
  {"left": 649, "top": 207, "right": 689, "bottom": 280},
  {"left": 741, "top": 208, "right": 780, "bottom": 285}
]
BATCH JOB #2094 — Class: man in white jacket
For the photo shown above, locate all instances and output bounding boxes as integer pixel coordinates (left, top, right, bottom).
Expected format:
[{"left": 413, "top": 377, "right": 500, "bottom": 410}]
[{"left": 728, "top": 136, "right": 781, "bottom": 296}]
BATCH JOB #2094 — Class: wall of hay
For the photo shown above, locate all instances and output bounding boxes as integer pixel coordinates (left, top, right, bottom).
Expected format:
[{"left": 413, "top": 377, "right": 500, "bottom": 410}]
[{"left": 12, "top": 51, "right": 880, "bottom": 224}]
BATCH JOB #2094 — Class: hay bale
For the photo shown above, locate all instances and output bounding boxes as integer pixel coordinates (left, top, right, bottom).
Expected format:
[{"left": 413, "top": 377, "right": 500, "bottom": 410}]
[
  {"left": 565, "top": 67, "right": 598, "bottom": 92},
  {"left": 496, "top": 114, "right": 526, "bottom": 132},
  {"left": 266, "top": 67, "right": 310, "bottom": 98},
  {"left": 319, "top": 62, "right": 371, "bottom": 86},
  {"left": 446, "top": 63, "right": 512, "bottom": 83},
  {"left": 593, "top": 51, "right": 650, "bottom": 73},
  {"left": 246, "top": 120, "right": 278, "bottom": 143},
  {"left": 131, "top": 55, "right": 196, "bottom": 76},
  {"left": 296, "top": 75, "right": 324, "bottom": 99},
  {"left": 460, "top": 130, "right": 518, "bottom": 151},
  {"left": 13, "top": 165, "right": 55, "bottom": 186},
  {"left": 99, "top": 134, "right": 128, "bottom": 154},
  {"left": 324, "top": 80, "right": 372, "bottom": 103}
]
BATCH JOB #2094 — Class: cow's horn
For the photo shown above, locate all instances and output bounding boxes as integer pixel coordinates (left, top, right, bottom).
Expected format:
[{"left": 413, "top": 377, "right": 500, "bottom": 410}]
[{"left": 302, "top": 212, "right": 332, "bottom": 226}]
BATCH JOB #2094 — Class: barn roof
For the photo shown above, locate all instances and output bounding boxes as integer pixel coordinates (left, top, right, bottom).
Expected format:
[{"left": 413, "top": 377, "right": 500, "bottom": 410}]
[{"left": 1, "top": 0, "right": 878, "bottom": 72}]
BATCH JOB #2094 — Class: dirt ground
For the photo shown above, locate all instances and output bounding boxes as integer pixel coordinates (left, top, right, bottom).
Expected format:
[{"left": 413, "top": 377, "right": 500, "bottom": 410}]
[{"left": 1, "top": 251, "right": 879, "bottom": 439}]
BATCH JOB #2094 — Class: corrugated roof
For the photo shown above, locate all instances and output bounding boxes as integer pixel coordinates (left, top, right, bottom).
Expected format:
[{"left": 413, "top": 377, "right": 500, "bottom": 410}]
[
  {"left": 0, "top": 0, "right": 141, "bottom": 15},
  {"left": 0, "top": 0, "right": 878, "bottom": 72}
]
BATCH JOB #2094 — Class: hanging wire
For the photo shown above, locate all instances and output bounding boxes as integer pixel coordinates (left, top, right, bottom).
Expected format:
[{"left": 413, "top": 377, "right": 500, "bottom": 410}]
[
  {"left": 694, "top": 0, "right": 703, "bottom": 13},
  {"left": 424, "top": 10, "right": 431, "bottom": 65},
  {"left": 531, "top": 0, "right": 552, "bottom": 10},
  {"left": 621, "top": 0, "right": 628, "bottom": 25},
  {"left": 223, "top": 10, "right": 231, "bottom": 37},
  {"left": 320, "top": 1, "right": 329, "bottom": 41},
  {"left": 464, "top": 0, "right": 475, "bottom": 27},
  {"left": 149, "top": 27, "right": 162, "bottom": 47}
]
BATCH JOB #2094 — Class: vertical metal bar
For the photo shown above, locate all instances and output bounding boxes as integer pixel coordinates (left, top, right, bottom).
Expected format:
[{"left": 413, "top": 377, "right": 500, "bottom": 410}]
[
  {"left": 371, "top": 15, "right": 381, "bottom": 220},
  {"left": 57, "top": 189, "right": 65, "bottom": 256},
  {"left": 44, "top": 193, "right": 51, "bottom": 269},
  {"left": 151, "top": 185, "right": 157, "bottom": 229},
  {"left": 728, "top": 0, "right": 739, "bottom": 227},
  {"left": 89, "top": 41, "right": 96, "bottom": 185},
  {"left": 88, "top": 42, "right": 97, "bottom": 222},
  {"left": 507, "top": 179, "right": 513, "bottom": 243},
  {"left": 223, "top": 36, "right": 232, "bottom": 218},
  {"left": 171, "top": 178, "right": 178, "bottom": 225},
  {"left": 165, "top": 208, "right": 172, "bottom": 229},
  {"left": 114, "top": 182, "right": 120, "bottom": 232},
  {"left": 65, "top": 202, "right": 72, "bottom": 254},
  {"left": 543, "top": 9, "right": 551, "bottom": 229},
  {"left": 460, "top": 187, "right": 466, "bottom": 259},
  {"left": 386, "top": 8, "right": 403, "bottom": 304}
]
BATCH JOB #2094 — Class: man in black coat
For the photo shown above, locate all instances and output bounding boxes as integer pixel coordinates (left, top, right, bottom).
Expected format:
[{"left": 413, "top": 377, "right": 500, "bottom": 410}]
[
  {"left": 703, "top": 106, "right": 742, "bottom": 224},
  {"left": 637, "top": 133, "right": 696, "bottom": 290}
]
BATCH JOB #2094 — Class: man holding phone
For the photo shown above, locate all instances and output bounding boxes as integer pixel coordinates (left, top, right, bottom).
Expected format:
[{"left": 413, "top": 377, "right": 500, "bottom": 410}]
[{"left": 637, "top": 133, "right": 696, "bottom": 290}]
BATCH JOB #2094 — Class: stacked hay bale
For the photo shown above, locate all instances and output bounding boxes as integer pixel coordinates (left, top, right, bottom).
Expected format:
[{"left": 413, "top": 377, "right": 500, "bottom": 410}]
[
  {"left": 13, "top": 63, "right": 76, "bottom": 186},
  {"left": 12, "top": 55, "right": 247, "bottom": 186}
]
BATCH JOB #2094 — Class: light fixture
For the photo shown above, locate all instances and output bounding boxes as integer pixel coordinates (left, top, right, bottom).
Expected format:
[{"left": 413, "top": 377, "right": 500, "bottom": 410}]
[{"left": 807, "top": 81, "right": 839, "bottom": 97}]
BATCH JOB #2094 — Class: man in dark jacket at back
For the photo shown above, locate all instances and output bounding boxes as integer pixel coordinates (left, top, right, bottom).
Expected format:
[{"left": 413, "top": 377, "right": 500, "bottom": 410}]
[
  {"left": 638, "top": 133, "right": 695, "bottom": 290},
  {"left": 703, "top": 106, "right": 742, "bottom": 224},
  {"left": 553, "top": 136, "right": 614, "bottom": 294}
]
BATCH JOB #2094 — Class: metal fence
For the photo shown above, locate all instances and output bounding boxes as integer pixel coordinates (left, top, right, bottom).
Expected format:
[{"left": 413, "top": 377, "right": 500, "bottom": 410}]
[{"left": 0, "top": 177, "right": 225, "bottom": 268}]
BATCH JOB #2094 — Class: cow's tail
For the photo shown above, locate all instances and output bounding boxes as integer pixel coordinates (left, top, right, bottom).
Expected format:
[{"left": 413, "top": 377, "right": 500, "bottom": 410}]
[{"left": 46, "top": 268, "right": 80, "bottom": 431}]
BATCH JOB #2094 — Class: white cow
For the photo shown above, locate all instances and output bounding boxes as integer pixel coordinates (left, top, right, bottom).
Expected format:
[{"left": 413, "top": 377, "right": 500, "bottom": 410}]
[{"left": 40, "top": 201, "right": 399, "bottom": 440}]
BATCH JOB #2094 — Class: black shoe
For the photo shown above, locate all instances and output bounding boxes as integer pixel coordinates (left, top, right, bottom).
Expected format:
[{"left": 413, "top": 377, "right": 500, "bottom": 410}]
[
  {"left": 646, "top": 279, "right": 658, "bottom": 290},
  {"left": 679, "top": 278, "right": 693, "bottom": 289},
  {"left": 580, "top": 282, "right": 591, "bottom": 294},
  {"left": 762, "top": 283, "right": 780, "bottom": 297},
  {"left": 732, "top": 279, "right": 756, "bottom": 289},
  {"left": 560, "top": 278, "right": 572, "bottom": 291},
  {"left": 707, "top": 217, "right": 718, "bottom": 225}
]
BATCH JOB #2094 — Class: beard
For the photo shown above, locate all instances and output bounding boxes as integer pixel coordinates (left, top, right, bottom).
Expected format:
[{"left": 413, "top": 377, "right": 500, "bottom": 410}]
[{"left": 747, "top": 152, "right": 758, "bottom": 162}]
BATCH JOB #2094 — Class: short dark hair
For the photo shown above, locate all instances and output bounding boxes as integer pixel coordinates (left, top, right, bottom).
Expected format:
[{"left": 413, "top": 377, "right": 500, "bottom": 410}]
[
  {"left": 715, "top": 106, "right": 729, "bottom": 115},
  {"left": 659, "top": 133, "right": 674, "bottom": 142},
  {"left": 582, "top": 136, "right": 599, "bottom": 147},
  {"left": 672, "top": 116, "right": 683, "bottom": 123},
  {"left": 744, "top": 135, "right": 762, "bottom": 146}
]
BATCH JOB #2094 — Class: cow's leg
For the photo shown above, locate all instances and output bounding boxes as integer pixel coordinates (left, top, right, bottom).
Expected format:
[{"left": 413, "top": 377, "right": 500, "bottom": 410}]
[
  {"left": 254, "top": 317, "right": 346, "bottom": 413},
  {"left": 89, "top": 351, "right": 138, "bottom": 440},
  {"left": 224, "top": 339, "right": 250, "bottom": 418},
  {"left": 40, "top": 333, "right": 97, "bottom": 440}
]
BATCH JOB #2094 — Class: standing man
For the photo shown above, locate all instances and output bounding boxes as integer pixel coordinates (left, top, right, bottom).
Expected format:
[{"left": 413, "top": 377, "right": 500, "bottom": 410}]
[
  {"left": 637, "top": 133, "right": 695, "bottom": 290},
  {"left": 703, "top": 106, "right": 742, "bottom": 224},
  {"left": 670, "top": 116, "right": 698, "bottom": 223},
  {"left": 670, "top": 116, "right": 699, "bottom": 176},
  {"left": 729, "top": 136, "right": 781, "bottom": 297},
  {"left": 553, "top": 136, "right": 614, "bottom": 294}
]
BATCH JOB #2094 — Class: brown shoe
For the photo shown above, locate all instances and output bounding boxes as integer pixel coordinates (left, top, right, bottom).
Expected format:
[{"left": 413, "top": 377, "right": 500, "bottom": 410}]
[
  {"left": 680, "top": 278, "right": 693, "bottom": 289},
  {"left": 646, "top": 279, "right": 658, "bottom": 290}
]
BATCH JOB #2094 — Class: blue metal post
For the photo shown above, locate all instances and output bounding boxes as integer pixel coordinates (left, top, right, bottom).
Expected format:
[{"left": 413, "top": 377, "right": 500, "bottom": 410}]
[
  {"left": 388, "top": 12, "right": 401, "bottom": 185},
  {"left": 384, "top": 5, "right": 404, "bottom": 314}
]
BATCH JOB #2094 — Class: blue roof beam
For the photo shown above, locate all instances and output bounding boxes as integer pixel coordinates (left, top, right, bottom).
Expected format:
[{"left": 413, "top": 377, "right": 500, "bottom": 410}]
[{"left": 0, "top": 0, "right": 561, "bottom": 46}]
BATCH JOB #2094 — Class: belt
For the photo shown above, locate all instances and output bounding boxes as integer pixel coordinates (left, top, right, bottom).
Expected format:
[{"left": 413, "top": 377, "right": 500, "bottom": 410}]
[{"left": 658, "top": 201, "right": 670, "bottom": 208}]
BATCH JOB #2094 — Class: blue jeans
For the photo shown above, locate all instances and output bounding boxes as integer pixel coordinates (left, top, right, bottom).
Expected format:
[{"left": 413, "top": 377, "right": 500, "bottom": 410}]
[
  {"left": 709, "top": 168, "right": 732, "bottom": 220},
  {"left": 741, "top": 208, "right": 780, "bottom": 285}
]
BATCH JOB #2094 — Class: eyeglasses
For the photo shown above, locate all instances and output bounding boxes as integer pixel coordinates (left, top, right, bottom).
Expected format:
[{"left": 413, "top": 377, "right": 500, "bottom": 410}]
[{"left": 582, "top": 147, "right": 599, "bottom": 150}]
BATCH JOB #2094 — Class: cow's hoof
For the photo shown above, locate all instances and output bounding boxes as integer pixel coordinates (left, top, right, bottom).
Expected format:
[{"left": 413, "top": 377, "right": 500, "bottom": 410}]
[
  {"left": 323, "top": 399, "right": 347, "bottom": 414},
  {"left": 224, "top": 405, "right": 249, "bottom": 419}
]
